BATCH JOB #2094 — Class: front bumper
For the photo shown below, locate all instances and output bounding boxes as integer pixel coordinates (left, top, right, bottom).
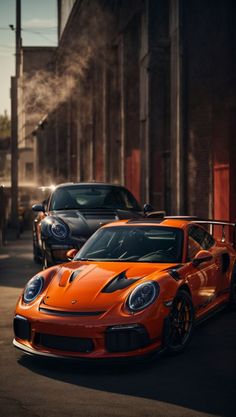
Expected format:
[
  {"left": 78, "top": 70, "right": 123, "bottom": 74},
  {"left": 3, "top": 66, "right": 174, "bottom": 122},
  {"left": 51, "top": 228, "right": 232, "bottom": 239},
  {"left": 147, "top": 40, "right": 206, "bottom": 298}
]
[{"left": 13, "top": 314, "right": 163, "bottom": 360}]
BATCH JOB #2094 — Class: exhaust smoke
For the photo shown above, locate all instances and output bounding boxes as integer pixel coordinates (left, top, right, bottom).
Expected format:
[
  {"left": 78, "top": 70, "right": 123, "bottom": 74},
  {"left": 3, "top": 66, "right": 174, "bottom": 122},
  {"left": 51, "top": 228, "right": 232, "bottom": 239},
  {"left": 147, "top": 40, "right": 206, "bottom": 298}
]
[{"left": 23, "top": 1, "right": 114, "bottom": 126}]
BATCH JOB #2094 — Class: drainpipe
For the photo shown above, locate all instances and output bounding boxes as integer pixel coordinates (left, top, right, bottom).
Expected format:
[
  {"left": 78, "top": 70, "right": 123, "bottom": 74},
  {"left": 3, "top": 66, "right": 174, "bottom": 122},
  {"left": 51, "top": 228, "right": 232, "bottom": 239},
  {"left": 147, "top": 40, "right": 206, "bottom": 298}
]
[{"left": 11, "top": 0, "right": 22, "bottom": 233}]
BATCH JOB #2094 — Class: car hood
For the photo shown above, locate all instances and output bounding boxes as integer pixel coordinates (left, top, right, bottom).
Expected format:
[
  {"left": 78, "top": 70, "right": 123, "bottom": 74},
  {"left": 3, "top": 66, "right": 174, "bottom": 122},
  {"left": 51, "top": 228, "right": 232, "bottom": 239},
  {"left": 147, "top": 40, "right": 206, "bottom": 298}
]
[
  {"left": 47, "top": 209, "right": 141, "bottom": 237},
  {"left": 41, "top": 261, "right": 176, "bottom": 312}
]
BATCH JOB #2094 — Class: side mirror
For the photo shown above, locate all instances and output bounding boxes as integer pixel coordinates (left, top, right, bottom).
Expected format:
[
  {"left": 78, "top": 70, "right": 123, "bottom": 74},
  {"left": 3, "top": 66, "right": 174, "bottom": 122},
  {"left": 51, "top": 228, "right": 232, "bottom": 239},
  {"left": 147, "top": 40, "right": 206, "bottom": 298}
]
[
  {"left": 66, "top": 248, "right": 78, "bottom": 261},
  {"left": 32, "top": 203, "right": 45, "bottom": 213},
  {"left": 143, "top": 203, "right": 154, "bottom": 215},
  {"left": 192, "top": 250, "right": 213, "bottom": 267}
]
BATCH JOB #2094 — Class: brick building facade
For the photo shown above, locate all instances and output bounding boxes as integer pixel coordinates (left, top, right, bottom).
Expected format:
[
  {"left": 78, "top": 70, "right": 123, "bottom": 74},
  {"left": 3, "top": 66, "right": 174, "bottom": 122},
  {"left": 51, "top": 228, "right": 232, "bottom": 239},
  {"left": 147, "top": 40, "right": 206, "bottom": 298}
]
[{"left": 30, "top": 0, "right": 236, "bottom": 220}]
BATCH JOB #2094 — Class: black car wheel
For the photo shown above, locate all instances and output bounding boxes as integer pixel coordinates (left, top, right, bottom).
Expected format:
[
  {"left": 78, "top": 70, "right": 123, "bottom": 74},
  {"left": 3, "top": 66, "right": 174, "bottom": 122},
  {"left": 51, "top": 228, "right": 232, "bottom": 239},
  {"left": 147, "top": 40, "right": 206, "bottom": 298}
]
[
  {"left": 43, "top": 252, "right": 50, "bottom": 269},
  {"left": 33, "top": 228, "right": 42, "bottom": 264},
  {"left": 163, "top": 290, "right": 194, "bottom": 354},
  {"left": 33, "top": 241, "right": 42, "bottom": 264}
]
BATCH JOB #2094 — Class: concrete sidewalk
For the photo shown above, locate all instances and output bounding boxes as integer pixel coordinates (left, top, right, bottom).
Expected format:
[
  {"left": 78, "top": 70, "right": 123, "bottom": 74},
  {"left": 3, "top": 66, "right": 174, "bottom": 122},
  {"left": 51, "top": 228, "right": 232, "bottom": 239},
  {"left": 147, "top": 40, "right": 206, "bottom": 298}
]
[
  {"left": 0, "top": 228, "right": 41, "bottom": 285},
  {"left": 0, "top": 228, "right": 33, "bottom": 248}
]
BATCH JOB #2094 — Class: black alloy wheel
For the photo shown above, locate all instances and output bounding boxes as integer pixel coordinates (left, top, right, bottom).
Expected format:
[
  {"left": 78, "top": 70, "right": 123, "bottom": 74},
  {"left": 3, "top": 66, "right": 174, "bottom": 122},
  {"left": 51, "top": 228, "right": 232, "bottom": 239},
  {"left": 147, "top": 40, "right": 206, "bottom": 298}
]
[{"left": 164, "top": 290, "right": 194, "bottom": 354}]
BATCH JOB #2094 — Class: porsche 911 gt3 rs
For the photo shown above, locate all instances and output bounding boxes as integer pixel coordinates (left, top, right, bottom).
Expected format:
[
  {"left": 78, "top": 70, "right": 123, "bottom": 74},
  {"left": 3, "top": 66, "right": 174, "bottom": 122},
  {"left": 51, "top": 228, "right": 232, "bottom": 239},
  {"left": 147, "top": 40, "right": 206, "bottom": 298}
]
[{"left": 13, "top": 216, "right": 236, "bottom": 360}]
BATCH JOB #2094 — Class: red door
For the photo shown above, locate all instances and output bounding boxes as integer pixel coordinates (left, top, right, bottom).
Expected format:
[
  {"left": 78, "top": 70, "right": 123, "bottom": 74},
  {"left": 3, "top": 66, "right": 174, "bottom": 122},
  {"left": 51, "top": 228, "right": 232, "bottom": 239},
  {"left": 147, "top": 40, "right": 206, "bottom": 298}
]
[{"left": 214, "top": 163, "right": 229, "bottom": 220}]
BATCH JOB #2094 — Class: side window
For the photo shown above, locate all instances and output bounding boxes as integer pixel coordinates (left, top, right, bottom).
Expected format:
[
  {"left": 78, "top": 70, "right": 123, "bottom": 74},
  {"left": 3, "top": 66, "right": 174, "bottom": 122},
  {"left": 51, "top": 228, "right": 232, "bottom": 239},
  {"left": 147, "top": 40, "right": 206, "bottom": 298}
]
[
  {"left": 201, "top": 229, "right": 215, "bottom": 249},
  {"left": 187, "top": 225, "right": 215, "bottom": 260},
  {"left": 120, "top": 189, "right": 140, "bottom": 210},
  {"left": 188, "top": 236, "right": 203, "bottom": 260}
]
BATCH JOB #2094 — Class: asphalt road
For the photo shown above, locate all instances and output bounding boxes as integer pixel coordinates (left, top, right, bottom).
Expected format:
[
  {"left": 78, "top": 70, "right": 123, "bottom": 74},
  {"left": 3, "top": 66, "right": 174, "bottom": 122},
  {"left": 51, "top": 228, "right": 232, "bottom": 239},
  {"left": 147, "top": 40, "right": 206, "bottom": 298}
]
[{"left": 0, "top": 230, "right": 236, "bottom": 417}]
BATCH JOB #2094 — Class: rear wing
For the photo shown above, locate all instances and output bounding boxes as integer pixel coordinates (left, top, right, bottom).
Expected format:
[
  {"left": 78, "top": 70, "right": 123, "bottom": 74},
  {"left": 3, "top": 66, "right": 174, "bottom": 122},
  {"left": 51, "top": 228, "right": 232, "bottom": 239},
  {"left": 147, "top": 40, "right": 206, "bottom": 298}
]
[
  {"left": 146, "top": 212, "right": 236, "bottom": 249},
  {"left": 193, "top": 220, "right": 236, "bottom": 249}
]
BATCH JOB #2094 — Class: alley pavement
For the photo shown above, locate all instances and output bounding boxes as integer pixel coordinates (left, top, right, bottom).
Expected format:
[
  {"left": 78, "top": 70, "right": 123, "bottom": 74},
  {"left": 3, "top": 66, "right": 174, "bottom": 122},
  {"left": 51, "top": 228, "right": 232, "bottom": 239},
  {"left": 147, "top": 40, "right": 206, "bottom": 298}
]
[{"left": 0, "top": 229, "right": 236, "bottom": 417}]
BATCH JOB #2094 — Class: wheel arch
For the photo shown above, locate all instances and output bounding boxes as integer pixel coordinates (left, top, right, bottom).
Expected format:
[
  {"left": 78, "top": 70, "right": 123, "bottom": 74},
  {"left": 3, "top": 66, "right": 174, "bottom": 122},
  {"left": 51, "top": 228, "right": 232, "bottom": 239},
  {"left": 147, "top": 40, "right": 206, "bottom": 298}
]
[
  {"left": 178, "top": 283, "right": 192, "bottom": 297},
  {"left": 162, "top": 284, "right": 194, "bottom": 354}
]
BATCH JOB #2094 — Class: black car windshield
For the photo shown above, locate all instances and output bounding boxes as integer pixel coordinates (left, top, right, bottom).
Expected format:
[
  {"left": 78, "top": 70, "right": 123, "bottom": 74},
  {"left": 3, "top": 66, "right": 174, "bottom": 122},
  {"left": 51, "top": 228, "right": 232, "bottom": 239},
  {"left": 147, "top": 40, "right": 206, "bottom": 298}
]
[
  {"left": 49, "top": 185, "right": 141, "bottom": 211},
  {"left": 75, "top": 226, "right": 183, "bottom": 263}
]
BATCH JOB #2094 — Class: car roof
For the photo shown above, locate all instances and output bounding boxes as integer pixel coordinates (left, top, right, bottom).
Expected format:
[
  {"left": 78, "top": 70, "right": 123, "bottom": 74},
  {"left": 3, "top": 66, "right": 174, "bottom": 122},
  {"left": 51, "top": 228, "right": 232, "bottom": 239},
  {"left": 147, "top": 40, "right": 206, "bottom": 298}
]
[
  {"left": 101, "top": 218, "right": 191, "bottom": 229},
  {"left": 54, "top": 182, "right": 127, "bottom": 189},
  {"left": 101, "top": 216, "right": 236, "bottom": 238}
]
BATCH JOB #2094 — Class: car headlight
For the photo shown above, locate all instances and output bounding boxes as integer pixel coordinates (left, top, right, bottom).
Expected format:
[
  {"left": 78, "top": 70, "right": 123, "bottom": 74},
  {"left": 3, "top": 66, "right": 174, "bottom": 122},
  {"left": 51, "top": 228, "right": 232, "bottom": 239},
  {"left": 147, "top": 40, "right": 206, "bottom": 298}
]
[
  {"left": 127, "top": 281, "right": 160, "bottom": 312},
  {"left": 51, "top": 222, "right": 69, "bottom": 239},
  {"left": 23, "top": 275, "right": 44, "bottom": 303}
]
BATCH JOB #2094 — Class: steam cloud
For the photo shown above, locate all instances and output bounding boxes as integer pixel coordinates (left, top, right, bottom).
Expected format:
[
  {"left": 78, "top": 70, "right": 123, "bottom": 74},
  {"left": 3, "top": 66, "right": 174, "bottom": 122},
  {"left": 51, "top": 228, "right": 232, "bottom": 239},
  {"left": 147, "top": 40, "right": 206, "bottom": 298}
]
[{"left": 22, "top": 1, "right": 114, "bottom": 126}]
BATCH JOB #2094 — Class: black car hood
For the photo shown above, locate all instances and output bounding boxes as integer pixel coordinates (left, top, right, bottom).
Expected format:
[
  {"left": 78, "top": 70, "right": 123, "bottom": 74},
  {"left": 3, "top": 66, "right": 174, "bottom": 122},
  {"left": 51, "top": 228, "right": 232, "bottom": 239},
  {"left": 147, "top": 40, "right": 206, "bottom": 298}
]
[{"left": 47, "top": 208, "right": 141, "bottom": 237}]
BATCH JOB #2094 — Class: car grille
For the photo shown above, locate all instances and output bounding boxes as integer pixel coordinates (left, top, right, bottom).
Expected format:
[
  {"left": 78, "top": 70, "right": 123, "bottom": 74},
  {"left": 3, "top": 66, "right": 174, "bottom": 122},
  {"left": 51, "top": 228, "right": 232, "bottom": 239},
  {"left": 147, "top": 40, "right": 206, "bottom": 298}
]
[
  {"left": 105, "top": 325, "right": 150, "bottom": 353},
  {"left": 14, "top": 315, "right": 31, "bottom": 341},
  {"left": 39, "top": 306, "right": 105, "bottom": 317},
  {"left": 34, "top": 333, "right": 94, "bottom": 353}
]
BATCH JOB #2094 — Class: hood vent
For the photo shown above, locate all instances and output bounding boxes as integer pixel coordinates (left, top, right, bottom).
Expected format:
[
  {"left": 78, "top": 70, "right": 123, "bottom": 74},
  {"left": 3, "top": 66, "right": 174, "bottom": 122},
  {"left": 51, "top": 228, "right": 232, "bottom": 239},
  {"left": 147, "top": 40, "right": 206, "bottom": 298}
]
[
  {"left": 69, "top": 269, "right": 83, "bottom": 283},
  {"left": 102, "top": 271, "right": 140, "bottom": 293},
  {"left": 83, "top": 212, "right": 117, "bottom": 220}
]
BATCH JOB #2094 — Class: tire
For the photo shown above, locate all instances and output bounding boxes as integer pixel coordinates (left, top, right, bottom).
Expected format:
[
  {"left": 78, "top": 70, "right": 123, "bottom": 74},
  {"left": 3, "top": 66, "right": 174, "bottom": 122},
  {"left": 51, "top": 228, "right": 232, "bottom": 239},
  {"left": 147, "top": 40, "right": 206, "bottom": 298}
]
[
  {"left": 229, "top": 267, "right": 236, "bottom": 310},
  {"left": 43, "top": 252, "right": 50, "bottom": 269},
  {"left": 32, "top": 228, "right": 41, "bottom": 264},
  {"left": 163, "top": 290, "right": 194, "bottom": 354},
  {"left": 33, "top": 241, "right": 42, "bottom": 264}
]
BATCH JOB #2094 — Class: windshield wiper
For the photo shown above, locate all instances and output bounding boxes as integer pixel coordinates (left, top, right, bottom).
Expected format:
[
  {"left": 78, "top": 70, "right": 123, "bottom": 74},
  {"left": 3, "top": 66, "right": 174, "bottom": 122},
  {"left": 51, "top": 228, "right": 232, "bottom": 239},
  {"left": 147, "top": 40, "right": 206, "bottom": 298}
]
[
  {"left": 79, "top": 206, "right": 117, "bottom": 210},
  {"left": 54, "top": 207, "right": 79, "bottom": 210}
]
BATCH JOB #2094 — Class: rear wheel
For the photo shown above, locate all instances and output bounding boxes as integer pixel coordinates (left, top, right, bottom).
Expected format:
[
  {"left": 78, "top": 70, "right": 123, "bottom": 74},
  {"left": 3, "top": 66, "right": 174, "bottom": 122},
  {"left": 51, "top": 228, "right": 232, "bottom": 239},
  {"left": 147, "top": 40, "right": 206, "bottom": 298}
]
[{"left": 163, "top": 290, "right": 194, "bottom": 354}]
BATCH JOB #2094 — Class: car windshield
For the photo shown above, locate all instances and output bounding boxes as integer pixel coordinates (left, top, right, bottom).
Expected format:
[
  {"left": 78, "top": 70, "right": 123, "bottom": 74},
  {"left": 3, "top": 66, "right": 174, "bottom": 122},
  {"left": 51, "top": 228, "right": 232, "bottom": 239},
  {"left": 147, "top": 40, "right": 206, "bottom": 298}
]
[
  {"left": 49, "top": 185, "right": 141, "bottom": 211},
  {"left": 75, "top": 226, "right": 183, "bottom": 263}
]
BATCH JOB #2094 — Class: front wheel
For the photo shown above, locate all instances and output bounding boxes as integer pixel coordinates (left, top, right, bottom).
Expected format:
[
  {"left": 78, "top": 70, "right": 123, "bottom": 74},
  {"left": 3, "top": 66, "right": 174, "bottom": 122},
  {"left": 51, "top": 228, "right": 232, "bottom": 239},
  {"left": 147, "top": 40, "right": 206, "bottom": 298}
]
[
  {"left": 33, "top": 241, "right": 42, "bottom": 264},
  {"left": 163, "top": 290, "right": 194, "bottom": 354},
  {"left": 43, "top": 252, "right": 50, "bottom": 269}
]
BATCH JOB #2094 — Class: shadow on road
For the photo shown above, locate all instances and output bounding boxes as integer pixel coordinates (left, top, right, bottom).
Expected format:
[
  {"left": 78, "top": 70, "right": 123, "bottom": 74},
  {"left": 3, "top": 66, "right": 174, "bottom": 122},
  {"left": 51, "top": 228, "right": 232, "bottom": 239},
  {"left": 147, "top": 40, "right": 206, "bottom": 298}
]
[{"left": 17, "top": 310, "right": 236, "bottom": 417}]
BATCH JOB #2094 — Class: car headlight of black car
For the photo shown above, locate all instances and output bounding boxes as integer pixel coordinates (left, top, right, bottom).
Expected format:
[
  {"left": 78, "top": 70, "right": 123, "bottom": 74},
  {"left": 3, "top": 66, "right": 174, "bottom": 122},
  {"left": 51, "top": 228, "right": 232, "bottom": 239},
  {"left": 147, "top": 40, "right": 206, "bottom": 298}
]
[
  {"left": 42, "top": 217, "right": 69, "bottom": 240},
  {"left": 127, "top": 281, "right": 160, "bottom": 312},
  {"left": 23, "top": 275, "right": 44, "bottom": 303},
  {"left": 51, "top": 221, "right": 69, "bottom": 239}
]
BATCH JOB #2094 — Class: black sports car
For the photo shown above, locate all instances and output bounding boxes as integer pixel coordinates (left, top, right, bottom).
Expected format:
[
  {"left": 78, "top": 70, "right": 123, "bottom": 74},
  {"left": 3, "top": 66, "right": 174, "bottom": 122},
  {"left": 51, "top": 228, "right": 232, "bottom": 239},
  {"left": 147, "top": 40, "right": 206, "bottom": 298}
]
[{"left": 32, "top": 182, "right": 146, "bottom": 268}]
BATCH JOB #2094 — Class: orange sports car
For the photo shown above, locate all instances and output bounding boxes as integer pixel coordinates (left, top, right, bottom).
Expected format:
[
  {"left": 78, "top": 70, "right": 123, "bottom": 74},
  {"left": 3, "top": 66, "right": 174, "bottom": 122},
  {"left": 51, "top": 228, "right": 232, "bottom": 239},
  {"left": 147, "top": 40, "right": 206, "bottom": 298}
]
[{"left": 13, "top": 216, "right": 236, "bottom": 360}]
